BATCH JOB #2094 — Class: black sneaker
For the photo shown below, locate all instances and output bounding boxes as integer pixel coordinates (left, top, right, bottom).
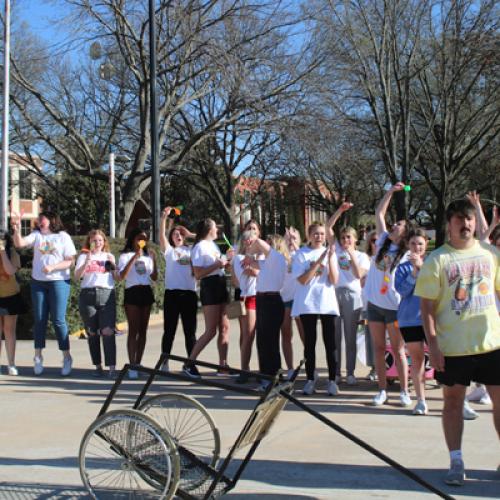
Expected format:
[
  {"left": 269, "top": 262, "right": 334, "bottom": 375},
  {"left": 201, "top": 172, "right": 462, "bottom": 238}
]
[
  {"left": 235, "top": 372, "right": 249, "bottom": 384},
  {"left": 182, "top": 364, "right": 201, "bottom": 379}
]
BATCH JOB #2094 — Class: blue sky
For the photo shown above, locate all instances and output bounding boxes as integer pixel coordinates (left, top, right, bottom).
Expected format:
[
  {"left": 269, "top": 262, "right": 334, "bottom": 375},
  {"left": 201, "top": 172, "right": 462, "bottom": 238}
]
[{"left": 15, "top": 1, "right": 66, "bottom": 39}]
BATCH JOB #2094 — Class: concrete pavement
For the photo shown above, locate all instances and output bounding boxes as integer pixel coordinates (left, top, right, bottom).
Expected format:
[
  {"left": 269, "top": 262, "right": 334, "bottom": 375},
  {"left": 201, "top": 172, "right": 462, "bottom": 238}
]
[{"left": 0, "top": 313, "right": 499, "bottom": 499}]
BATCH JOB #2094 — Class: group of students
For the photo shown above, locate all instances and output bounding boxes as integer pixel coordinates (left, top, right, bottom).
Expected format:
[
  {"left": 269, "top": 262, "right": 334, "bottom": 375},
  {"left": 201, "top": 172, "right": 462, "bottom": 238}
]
[{"left": 0, "top": 192, "right": 498, "bottom": 404}]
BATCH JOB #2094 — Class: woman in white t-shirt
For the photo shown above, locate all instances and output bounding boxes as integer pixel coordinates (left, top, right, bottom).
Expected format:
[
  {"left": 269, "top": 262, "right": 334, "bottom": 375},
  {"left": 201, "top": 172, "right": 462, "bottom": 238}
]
[
  {"left": 292, "top": 222, "right": 340, "bottom": 396},
  {"left": 325, "top": 202, "right": 370, "bottom": 385},
  {"left": 183, "top": 218, "right": 232, "bottom": 378},
  {"left": 159, "top": 207, "right": 197, "bottom": 369},
  {"left": 12, "top": 211, "right": 76, "bottom": 377},
  {"left": 364, "top": 183, "right": 411, "bottom": 407},
  {"left": 118, "top": 228, "right": 157, "bottom": 379},
  {"left": 244, "top": 234, "right": 288, "bottom": 388},
  {"left": 232, "top": 228, "right": 261, "bottom": 384},
  {"left": 75, "top": 230, "right": 118, "bottom": 378},
  {"left": 280, "top": 226, "right": 304, "bottom": 379}
]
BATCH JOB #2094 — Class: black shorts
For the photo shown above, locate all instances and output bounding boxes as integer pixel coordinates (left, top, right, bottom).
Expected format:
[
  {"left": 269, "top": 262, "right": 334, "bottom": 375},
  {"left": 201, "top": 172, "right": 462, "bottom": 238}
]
[
  {"left": 200, "top": 275, "right": 228, "bottom": 306},
  {"left": 124, "top": 285, "right": 155, "bottom": 307},
  {"left": 400, "top": 326, "right": 426, "bottom": 343},
  {"left": 0, "top": 293, "right": 27, "bottom": 315},
  {"left": 436, "top": 348, "right": 500, "bottom": 387}
]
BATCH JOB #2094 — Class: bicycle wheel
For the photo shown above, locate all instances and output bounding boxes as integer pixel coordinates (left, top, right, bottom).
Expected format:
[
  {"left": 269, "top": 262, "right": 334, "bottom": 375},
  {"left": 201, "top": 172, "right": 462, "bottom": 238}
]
[
  {"left": 138, "top": 393, "right": 220, "bottom": 491},
  {"left": 79, "top": 409, "right": 180, "bottom": 499}
]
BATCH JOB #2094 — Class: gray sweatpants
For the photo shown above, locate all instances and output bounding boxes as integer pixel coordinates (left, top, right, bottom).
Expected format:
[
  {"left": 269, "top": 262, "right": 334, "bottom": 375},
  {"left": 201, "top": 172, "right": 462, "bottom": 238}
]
[{"left": 334, "top": 287, "right": 362, "bottom": 376}]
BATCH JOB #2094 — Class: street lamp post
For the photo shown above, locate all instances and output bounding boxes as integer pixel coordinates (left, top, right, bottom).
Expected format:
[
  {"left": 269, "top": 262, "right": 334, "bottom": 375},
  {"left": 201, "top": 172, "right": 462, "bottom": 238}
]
[
  {"left": 1, "top": 0, "right": 11, "bottom": 230},
  {"left": 109, "top": 150, "right": 116, "bottom": 238},
  {"left": 149, "top": 0, "right": 160, "bottom": 243}
]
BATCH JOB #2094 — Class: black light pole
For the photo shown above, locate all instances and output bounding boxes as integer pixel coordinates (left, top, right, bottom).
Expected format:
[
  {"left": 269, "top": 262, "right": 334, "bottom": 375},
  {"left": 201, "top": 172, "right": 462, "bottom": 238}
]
[{"left": 149, "top": 0, "right": 160, "bottom": 242}]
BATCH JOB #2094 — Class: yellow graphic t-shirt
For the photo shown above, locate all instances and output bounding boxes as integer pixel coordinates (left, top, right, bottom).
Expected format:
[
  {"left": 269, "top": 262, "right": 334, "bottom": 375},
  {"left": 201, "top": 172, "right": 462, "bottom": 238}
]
[{"left": 415, "top": 241, "right": 500, "bottom": 356}]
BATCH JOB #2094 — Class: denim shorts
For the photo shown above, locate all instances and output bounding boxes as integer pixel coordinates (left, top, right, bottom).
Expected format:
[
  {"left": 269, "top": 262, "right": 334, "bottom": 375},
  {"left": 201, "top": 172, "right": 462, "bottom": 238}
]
[{"left": 366, "top": 302, "right": 398, "bottom": 324}]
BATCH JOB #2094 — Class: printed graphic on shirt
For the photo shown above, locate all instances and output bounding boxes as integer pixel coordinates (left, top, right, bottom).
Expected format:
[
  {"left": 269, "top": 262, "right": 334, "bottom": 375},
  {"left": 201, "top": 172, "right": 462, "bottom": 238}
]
[
  {"left": 38, "top": 240, "right": 56, "bottom": 255},
  {"left": 86, "top": 260, "right": 107, "bottom": 274},
  {"left": 174, "top": 249, "right": 191, "bottom": 265},
  {"left": 135, "top": 260, "right": 147, "bottom": 275},
  {"left": 375, "top": 253, "right": 396, "bottom": 272},
  {"left": 446, "top": 256, "right": 494, "bottom": 315},
  {"left": 338, "top": 253, "right": 350, "bottom": 270}
]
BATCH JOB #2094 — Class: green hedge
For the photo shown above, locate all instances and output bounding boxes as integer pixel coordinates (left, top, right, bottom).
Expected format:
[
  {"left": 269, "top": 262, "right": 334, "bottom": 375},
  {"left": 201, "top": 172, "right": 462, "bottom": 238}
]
[{"left": 16, "top": 237, "right": 165, "bottom": 340}]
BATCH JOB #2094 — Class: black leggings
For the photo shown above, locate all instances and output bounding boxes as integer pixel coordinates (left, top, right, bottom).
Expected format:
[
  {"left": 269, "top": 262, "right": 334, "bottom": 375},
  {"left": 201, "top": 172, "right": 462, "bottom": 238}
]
[
  {"left": 300, "top": 314, "right": 337, "bottom": 381},
  {"left": 256, "top": 294, "right": 284, "bottom": 377},
  {"left": 162, "top": 289, "right": 198, "bottom": 356}
]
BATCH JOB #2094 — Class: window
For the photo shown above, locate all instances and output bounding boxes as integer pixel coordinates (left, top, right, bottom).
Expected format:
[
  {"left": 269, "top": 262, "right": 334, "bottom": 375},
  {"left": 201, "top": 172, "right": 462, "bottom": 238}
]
[
  {"left": 18, "top": 170, "right": 33, "bottom": 200},
  {"left": 21, "top": 219, "right": 31, "bottom": 236}
]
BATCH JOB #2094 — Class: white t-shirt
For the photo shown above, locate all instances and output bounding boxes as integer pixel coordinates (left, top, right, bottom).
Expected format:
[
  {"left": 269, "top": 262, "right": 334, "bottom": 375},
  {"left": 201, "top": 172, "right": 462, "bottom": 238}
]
[
  {"left": 363, "top": 232, "right": 405, "bottom": 310},
  {"left": 76, "top": 252, "right": 115, "bottom": 289},
  {"left": 280, "top": 250, "right": 298, "bottom": 302},
  {"left": 256, "top": 249, "right": 286, "bottom": 292},
  {"left": 118, "top": 252, "right": 155, "bottom": 288},
  {"left": 164, "top": 246, "right": 196, "bottom": 291},
  {"left": 335, "top": 242, "right": 370, "bottom": 293},
  {"left": 291, "top": 246, "right": 340, "bottom": 316},
  {"left": 233, "top": 254, "right": 258, "bottom": 297},
  {"left": 191, "top": 239, "right": 224, "bottom": 277},
  {"left": 24, "top": 231, "right": 76, "bottom": 281}
]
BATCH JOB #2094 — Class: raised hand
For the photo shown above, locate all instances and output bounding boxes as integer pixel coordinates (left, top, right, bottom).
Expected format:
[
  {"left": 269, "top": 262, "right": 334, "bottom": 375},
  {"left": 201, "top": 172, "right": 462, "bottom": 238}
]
[
  {"left": 10, "top": 211, "right": 21, "bottom": 231},
  {"left": 465, "top": 190, "right": 480, "bottom": 207},
  {"left": 161, "top": 206, "right": 172, "bottom": 220},
  {"left": 339, "top": 201, "right": 354, "bottom": 212},
  {"left": 391, "top": 182, "right": 405, "bottom": 192}
]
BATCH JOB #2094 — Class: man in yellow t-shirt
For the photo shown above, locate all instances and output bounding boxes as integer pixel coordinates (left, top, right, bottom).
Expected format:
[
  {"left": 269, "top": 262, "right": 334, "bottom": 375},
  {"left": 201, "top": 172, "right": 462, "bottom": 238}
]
[{"left": 415, "top": 199, "right": 500, "bottom": 487}]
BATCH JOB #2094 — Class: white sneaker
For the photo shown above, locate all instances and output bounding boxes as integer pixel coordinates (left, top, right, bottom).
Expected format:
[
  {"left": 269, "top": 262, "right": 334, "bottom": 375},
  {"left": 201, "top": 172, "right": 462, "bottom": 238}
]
[
  {"left": 372, "top": 390, "right": 387, "bottom": 406},
  {"left": 128, "top": 369, "right": 138, "bottom": 380},
  {"left": 478, "top": 393, "right": 492, "bottom": 405},
  {"left": 327, "top": 380, "right": 339, "bottom": 396},
  {"left": 399, "top": 391, "right": 412, "bottom": 407},
  {"left": 303, "top": 379, "right": 316, "bottom": 395},
  {"left": 7, "top": 365, "right": 18, "bottom": 376},
  {"left": 346, "top": 375, "right": 357, "bottom": 386},
  {"left": 463, "top": 400, "right": 478, "bottom": 420},
  {"left": 368, "top": 368, "right": 377, "bottom": 381},
  {"left": 33, "top": 356, "right": 44, "bottom": 376},
  {"left": 61, "top": 356, "right": 73, "bottom": 376},
  {"left": 466, "top": 384, "right": 487, "bottom": 402},
  {"left": 412, "top": 399, "right": 428, "bottom": 415}
]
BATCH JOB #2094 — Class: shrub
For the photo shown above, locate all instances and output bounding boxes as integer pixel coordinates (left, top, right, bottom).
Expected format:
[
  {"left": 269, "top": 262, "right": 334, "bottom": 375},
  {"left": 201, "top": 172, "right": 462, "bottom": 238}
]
[{"left": 16, "top": 237, "right": 165, "bottom": 340}]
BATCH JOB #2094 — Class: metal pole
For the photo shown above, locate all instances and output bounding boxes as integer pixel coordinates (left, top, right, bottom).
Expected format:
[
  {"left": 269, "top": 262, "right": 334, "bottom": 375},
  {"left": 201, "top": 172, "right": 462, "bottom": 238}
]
[
  {"left": 109, "top": 151, "right": 116, "bottom": 238},
  {"left": 1, "top": 0, "right": 11, "bottom": 230},
  {"left": 148, "top": 0, "right": 160, "bottom": 242}
]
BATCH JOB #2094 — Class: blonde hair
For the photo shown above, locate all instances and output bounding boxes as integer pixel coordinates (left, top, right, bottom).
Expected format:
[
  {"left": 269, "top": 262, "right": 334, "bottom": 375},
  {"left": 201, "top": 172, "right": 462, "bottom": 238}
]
[
  {"left": 340, "top": 226, "right": 357, "bottom": 240},
  {"left": 238, "top": 229, "right": 257, "bottom": 254},
  {"left": 266, "top": 234, "right": 290, "bottom": 263}
]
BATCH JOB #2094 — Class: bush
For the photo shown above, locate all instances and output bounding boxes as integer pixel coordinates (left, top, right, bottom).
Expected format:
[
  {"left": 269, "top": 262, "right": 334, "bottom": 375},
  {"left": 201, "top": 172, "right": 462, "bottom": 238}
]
[{"left": 16, "top": 237, "right": 165, "bottom": 340}]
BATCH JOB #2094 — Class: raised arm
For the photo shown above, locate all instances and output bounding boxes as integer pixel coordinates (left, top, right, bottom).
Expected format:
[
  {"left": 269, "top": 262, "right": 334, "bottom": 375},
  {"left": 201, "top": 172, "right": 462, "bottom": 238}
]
[
  {"left": 10, "top": 212, "right": 29, "bottom": 248},
  {"left": 325, "top": 202, "right": 353, "bottom": 244},
  {"left": 466, "top": 191, "right": 489, "bottom": 240},
  {"left": 483, "top": 205, "right": 500, "bottom": 242},
  {"left": 159, "top": 207, "right": 173, "bottom": 253},
  {"left": 375, "top": 182, "right": 405, "bottom": 235}
]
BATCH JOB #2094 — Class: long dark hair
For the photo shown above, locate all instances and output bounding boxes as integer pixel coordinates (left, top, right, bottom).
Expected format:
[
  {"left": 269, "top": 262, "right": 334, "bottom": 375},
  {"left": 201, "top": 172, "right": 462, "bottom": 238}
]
[
  {"left": 375, "top": 221, "right": 412, "bottom": 272},
  {"left": 36, "top": 211, "right": 65, "bottom": 233},
  {"left": 194, "top": 218, "right": 215, "bottom": 245},
  {"left": 0, "top": 229, "right": 13, "bottom": 258},
  {"left": 123, "top": 228, "right": 150, "bottom": 255}
]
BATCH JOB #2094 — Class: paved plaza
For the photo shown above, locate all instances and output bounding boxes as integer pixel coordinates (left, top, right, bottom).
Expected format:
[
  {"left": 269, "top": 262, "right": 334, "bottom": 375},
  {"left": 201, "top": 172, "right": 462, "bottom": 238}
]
[{"left": 0, "top": 313, "right": 499, "bottom": 499}]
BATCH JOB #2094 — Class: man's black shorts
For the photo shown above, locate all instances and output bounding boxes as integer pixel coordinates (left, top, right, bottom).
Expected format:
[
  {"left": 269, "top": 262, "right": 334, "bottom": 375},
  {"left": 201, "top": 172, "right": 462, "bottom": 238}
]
[{"left": 435, "top": 348, "right": 500, "bottom": 386}]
